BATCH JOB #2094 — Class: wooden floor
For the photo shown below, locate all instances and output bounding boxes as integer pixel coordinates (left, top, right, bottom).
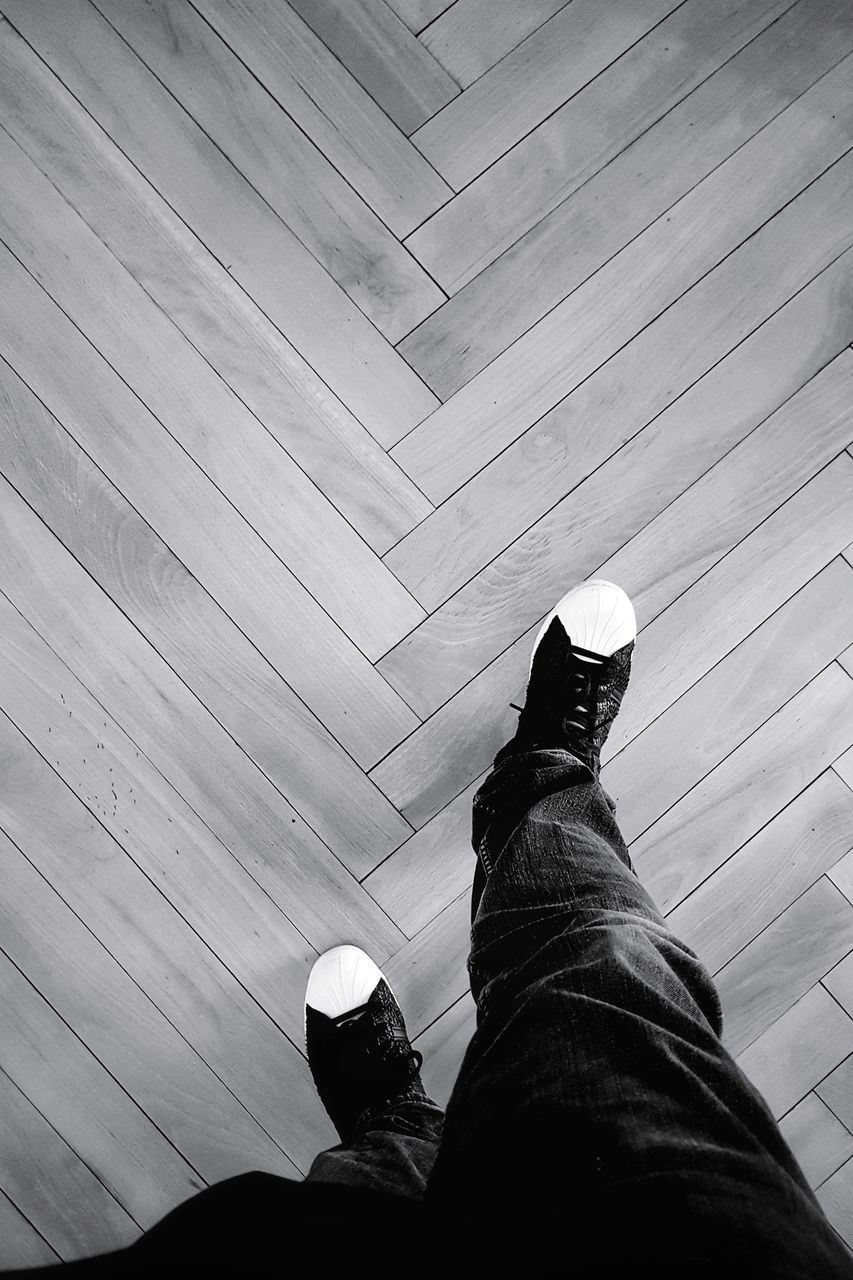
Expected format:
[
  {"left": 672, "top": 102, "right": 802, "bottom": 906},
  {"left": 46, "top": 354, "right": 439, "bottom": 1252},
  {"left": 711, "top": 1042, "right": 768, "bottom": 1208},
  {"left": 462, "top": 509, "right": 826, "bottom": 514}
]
[{"left": 1, "top": 0, "right": 852, "bottom": 1262}]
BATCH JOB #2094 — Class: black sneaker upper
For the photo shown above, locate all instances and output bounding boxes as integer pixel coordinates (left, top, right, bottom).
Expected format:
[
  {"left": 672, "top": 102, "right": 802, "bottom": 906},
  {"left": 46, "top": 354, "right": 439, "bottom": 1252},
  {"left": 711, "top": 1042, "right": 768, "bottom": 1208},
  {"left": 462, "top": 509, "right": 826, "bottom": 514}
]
[
  {"left": 510, "top": 615, "right": 634, "bottom": 778},
  {"left": 306, "top": 978, "right": 426, "bottom": 1144}
]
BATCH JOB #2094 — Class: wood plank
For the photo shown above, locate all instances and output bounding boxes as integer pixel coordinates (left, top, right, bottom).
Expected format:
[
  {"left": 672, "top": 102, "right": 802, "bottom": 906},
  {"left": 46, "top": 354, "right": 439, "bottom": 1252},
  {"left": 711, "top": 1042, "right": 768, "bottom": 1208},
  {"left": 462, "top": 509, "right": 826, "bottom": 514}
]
[
  {"left": 0, "top": 947, "right": 203, "bottom": 1226},
  {"left": 0, "top": 127, "right": 425, "bottom": 663},
  {"left": 392, "top": 60, "right": 853, "bottom": 494},
  {"left": 667, "top": 771, "right": 853, "bottom": 973},
  {"left": 779, "top": 1093, "right": 853, "bottom": 1189},
  {"left": 409, "top": 0, "right": 681, "bottom": 189},
  {"left": 635, "top": 665, "right": 853, "bottom": 916},
  {"left": 385, "top": 893, "right": 470, "bottom": 1040},
  {"left": 419, "top": 0, "right": 570, "bottom": 87},
  {"left": 735, "top": 984, "right": 853, "bottom": 1120},
  {"left": 92, "top": 0, "right": 446, "bottom": 339},
  {"left": 407, "top": 0, "right": 806, "bottom": 293},
  {"left": 415, "top": 991, "right": 477, "bottom": 1111},
  {"left": 816, "top": 1156, "right": 853, "bottom": 1247},
  {"left": 0, "top": 358, "right": 413, "bottom": 883},
  {"left": 714, "top": 878, "right": 853, "bottom": 1057},
  {"left": 817, "top": 1034, "right": 853, "bottom": 1137},
  {"left": 0, "top": 708, "right": 338, "bottom": 1169},
  {"left": 371, "top": 455, "right": 853, "bottom": 829},
  {"left": 824, "top": 948, "right": 853, "bottom": 1025},
  {"left": 380, "top": 298, "right": 853, "bottom": 715},
  {"left": 0, "top": 245, "right": 418, "bottom": 770},
  {"left": 0, "top": 1192, "right": 59, "bottom": 1270},
  {"left": 0, "top": 591, "right": 323, "bottom": 1050},
  {"left": 0, "top": 1070, "right": 137, "bottom": 1260},
  {"left": 385, "top": 0, "right": 452, "bottom": 34},
  {"left": 369, "top": 561, "right": 853, "bottom": 938},
  {"left": 0, "top": 1, "right": 440, "bottom": 449},
  {"left": 287, "top": 0, "right": 459, "bottom": 134},
  {"left": 190, "top": 0, "right": 451, "bottom": 233},
  {"left": 0, "top": 470, "right": 409, "bottom": 927},
  {"left": 363, "top": 771, "right": 484, "bottom": 936},
  {"left": 0, "top": 822, "right": 297, "bottom": 1182},
  {"left": 0, "top": 9, "right": 432, "bottom": 556}
]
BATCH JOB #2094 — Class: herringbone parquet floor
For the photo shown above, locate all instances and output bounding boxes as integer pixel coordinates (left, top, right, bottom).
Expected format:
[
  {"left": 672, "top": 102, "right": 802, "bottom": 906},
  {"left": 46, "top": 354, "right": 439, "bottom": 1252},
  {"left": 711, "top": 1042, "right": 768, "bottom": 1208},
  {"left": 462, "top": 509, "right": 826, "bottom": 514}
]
[{"left": 1, "top": 0, "right": 853, "bottom": 1262}]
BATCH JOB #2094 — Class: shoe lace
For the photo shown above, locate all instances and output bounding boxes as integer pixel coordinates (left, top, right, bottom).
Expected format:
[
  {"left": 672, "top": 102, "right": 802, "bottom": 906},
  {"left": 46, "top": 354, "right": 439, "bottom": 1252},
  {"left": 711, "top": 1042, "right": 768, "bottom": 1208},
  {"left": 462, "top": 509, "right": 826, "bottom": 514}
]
[
  {"left": 510, "top": 652, "right": 603, "bottom": 737},
  {"left": 337, "top": 1010, "right": 423, "bottom": 1084}
]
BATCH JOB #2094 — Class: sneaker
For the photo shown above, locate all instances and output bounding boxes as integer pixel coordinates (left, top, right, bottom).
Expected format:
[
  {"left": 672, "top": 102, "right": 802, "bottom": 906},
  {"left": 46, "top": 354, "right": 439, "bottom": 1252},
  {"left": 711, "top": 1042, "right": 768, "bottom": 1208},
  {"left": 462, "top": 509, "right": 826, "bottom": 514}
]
[
  {"left": 305, "top": 945, "right": 427, "bottom": 1144},
  {"left": 509, "top": 579, "right": 636, "bottom": 780}
]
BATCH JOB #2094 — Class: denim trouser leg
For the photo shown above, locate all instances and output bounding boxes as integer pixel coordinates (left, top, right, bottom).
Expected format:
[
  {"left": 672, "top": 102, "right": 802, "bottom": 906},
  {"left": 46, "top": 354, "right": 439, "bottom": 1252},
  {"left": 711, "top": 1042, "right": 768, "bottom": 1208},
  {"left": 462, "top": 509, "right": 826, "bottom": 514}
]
[
  {"left": 304, "top": 1091, "right": 444, "bottom": 1197},
  {"left": 422, "top": 745, "right": 853, "bottom": 1272}
]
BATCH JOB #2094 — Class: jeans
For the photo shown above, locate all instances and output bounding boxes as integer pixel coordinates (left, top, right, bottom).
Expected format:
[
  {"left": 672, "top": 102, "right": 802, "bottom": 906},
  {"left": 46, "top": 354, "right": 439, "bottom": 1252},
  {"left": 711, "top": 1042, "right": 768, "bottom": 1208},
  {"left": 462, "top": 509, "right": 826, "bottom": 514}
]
[
  {"left": 6, "top": 746, "right": 851, "bottom": 1275},
  {"left": 307, "top": 744, "right": 852, "bottom": 1270}
]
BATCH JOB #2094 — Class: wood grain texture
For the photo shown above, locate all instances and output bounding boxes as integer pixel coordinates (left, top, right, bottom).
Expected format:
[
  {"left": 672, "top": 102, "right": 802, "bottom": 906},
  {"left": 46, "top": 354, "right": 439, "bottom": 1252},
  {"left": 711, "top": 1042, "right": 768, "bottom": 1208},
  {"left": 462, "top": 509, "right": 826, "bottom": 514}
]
[
  {"left": 715, "top": 878, "right": 853, "bottom": 1057},
  {"left": 0, "top": 244, "right": 418, "bottom": 769},
  {"left": 380, "top": 293, "right": 853, "bottom": 714},
  {"left": 0, "top": 2, "right": 440, "bottom": 448},
  {"left": 392, "top": 62, "right": 853, "bottom": 490},
  {"left": 0, "top": 126, "right": 425, "bottom": 662},
  {"left": 371, "top": 456, "right": 853, "bottom": 827},
  {"left": 0, "top": 821, "right": 296, "bottom": 1182},
  {"left": 0, "top": 708, "right": 338, "bottom": 1169},
  {"left": 0, "top": 359, "right": 413, "bottom": 881},
  {"left": 0, "top": 10, "right": 433, "bottom": 554},
  {"left": 0, "top": 1193, "right": 59, "bottom": 1270},
  {"left": 287, "top": 0, "right": 459, "bottom": 133},
  {"left": 410, "top": 0, "right": 681, "bottom": 188},
  {"left": 779, "top": 1093, "right": 853, "bottom": 1189},
  {"left": 419, "top": 0, "right": 570, "bottom": 87},
  {"left": 405, "top": 0, "right": 806, "bottom": 293},
  {"left": 93, "top": 0, "right": 448, "bottom": 336},
  {"left": 816, "top": 1155, "right": 853, "bottom": 1247},
  {"left": 0, "top": 1069, "right": 138, "bottom": 1258},
  {"left": 191, "top": 0, "right": 452, "bottom": 233},
  {"left": 735, "top": 984, "right": 853, "bottom": 1120}
]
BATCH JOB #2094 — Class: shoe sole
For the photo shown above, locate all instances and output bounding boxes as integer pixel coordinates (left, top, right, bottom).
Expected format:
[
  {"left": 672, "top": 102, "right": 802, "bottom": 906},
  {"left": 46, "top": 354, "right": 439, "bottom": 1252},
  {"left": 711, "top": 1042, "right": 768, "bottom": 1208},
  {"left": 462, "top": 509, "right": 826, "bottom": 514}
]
[{"left": 528, "top": 579, "right": 637, "bottom": 678}]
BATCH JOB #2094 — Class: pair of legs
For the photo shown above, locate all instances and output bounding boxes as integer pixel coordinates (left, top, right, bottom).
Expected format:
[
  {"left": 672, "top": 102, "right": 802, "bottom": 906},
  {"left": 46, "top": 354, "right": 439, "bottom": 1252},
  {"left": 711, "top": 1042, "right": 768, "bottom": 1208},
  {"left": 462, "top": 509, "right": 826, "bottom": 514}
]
[{"left": 307, "top": 743, "right": 851, "bottom": 1270}]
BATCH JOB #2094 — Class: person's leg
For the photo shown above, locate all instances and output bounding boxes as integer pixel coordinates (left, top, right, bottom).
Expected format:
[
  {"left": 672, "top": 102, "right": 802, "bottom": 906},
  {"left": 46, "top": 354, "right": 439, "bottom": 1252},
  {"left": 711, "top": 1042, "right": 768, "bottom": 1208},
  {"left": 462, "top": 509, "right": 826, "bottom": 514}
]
[
  {"left": 304, "top": 1095, "right": 444, "bottom": 1197},
  {"left": 424, "top": 743, "right": 853, "bottom": 1272},
  {"left": 301, "top": 941, "right": 445, "bottom": 1197}
]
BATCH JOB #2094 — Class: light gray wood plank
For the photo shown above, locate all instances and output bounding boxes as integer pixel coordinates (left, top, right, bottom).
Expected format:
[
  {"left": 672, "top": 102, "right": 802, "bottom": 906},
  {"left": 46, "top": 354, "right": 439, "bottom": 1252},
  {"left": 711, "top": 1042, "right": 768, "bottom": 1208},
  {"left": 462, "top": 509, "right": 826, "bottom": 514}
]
[
  {"left": 667, "top": 771, "right": 853, "bottom": 973},
  {"left": 385, "top": 0, "right": 451, "bottom": 34},
  {"left": 92, "top": 0, "right": 447, "bottom": 337},
  {"left": 0, "top": 2, "right": 439, "bottom": 449},
  {"left": 0, "top": 7, "right": 432, "bottom": 555},
  {"left": 735, "top": 985, "right": 853, "bottom": 1120},
  {"left": 715, "top": 878, "right": 853, "bottom": 1057},
  {"left": 371, "top": 454, "right": 853, "bottom": 828},
  {"left": 0, "top": 1191, "right": 59, "bottom": 1270},
  {"left": 415, "top": 991, "right": 476, "bottom": 1111},
  {"left": 363, "top": 771, "right": 484, "bottom": 937},
  {"left": 409, "top": 0, "right": 681, "bottom": 189},
  {"left": 407, "top": 0, "right": 805, "bottom": 294},
  {"left": 0, "top": 947, "right": 203, "bottom": 1226},
  {"left": 368, "top": 557, "right": 853, "bottom": 936},
  {"left": 191, "top": 0, "right": 451, "bottom": 233},
  {"left": 0, "top": 244, "right": 418, "bottom": 770},
  {"left": 779, "top": 1093, "right": 853, "bottom": 1190},
  {"left": 391, "top": 62, "right": 853, "bottom": 497},
  {"left": 0, "top": 591, "right": 323, "bottom": 1056},
  {"left": 0, "top": 465, "right": 409, "bottom": 920},
  {"left": 0, "top": 358, "right": 413, "bottom": 883},
  {"left": 0, "top": 707, "right": 338, "bottom": 1169},
  {"left": 816, "top": 1155, "right": 853, "bottom": 1247},
  {"left": 0, "top": 125, "right": 425, "bottom": 662},
  {"left": 0, "top": 822, "right": 297, "bottom": 1182},
  {"left": 286, "top": 0, "right": 459, "bottom": 134},
  {"left": 419, "top": 0, "right": 570, "bottom": 87},
  {"left": 380, "top": 295, "right": 853, "bottom": 715},
  {"left": 0, "top": 1070, "right": 137, "bottom": 1260}
]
